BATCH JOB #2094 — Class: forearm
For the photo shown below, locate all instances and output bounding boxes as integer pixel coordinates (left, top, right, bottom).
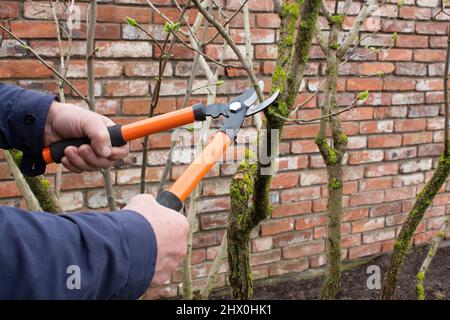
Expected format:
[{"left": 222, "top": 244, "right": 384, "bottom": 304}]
[
  {"left": 0, "top": 82, "right": 57, "bottom": 176},
  {"left": 0, "top": 207, "right": 156, "bottom": 299}
]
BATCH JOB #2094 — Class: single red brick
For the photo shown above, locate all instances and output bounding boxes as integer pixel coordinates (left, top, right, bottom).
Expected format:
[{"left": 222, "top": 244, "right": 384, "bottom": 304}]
[
  {"left": 378, "top": 48, "right": 412, "bottom": 61},
  {"left": 402, "top": 132, "right": 433, "bottom": 145},
  {"left": 359, "top": 62, "right": 395, "bottom": 75},
  {"left": 382, "top": 78, "right": 416, "bottom": 91},
  {"left": 363, "top": 228, "right": 396, "bottom": 244},
  {"left": 396, "top": 34, "right": 429, "bottom": 48},
  {"left": 360, "top": 177, "right": 393, "bottom": 192},
  {"left": 394, "top": 119, "right": 427, "bottom": 132},
  {"left": 282, "top": 124, "right": 320, "bottom": 139},
  {"left": 282, "top": 241, "right": 324, "bottom": 259},
  {"left": 350, "top": 191, "right": 384, "bottom": 206},
  {"left": 347, "top": 78, "right": 382, "bottom": 91},
  {"left": 415, "top": 21, "right": 448, "bottom": 35},
  {"left": 97, "top": 5, "right": 151, "bottom": 23},
  {"left": 349, "top": 243, "right": 381, "bottom": 259},
  {"left": 414, "top": 49, "right": 446, "bottom": 62},
  {"left": 399, "top": 6, "right": 432, "bottom": 20},
  {"left": 349, "top": 150, "right": 384, "bottom": 164},
  {"left": 385, "top": 187, "right": 416, "bottom": 202},
  {"left": 0, "top": 60, "right": 53, "bottom": 78},
  {"left": 271, "top": 202, "right": 312, "bottom": 218},
  {"left": 368, "top": 135, "right": 402, "bottom": 148},
  {"left": 257, "top": 13, "right": 281, "bottom": 28},
  {"left": 291, "top": 140, "right": 319, "bottom": 154},
  {"left": 250, "top": 250, "right": 281, "bottom": 267},
  {"left": 261, "top": 219, "right": 295, "bottom": 236},
  {"left": 270, "top": 172, "right": 299, "bottom": 189},
  {"left": 295, "top": 215, "right": 327, "bottom": 231},
  {"left": 0, "top": 1, "right": 19, "bottom": 18},
  {"left": 360, "top": 120, "right": 394, "bottom": 134}
]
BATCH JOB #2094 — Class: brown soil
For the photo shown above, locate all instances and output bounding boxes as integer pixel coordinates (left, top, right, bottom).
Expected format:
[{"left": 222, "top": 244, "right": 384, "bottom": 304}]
[{"left": 215, "top": 244, "right": 450, "bottom": 300}]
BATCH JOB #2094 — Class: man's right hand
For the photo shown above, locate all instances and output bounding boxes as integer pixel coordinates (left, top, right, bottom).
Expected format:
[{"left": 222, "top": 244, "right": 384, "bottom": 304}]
[{"left": 123, "top": 194, "right": 188, "bottom": 285}]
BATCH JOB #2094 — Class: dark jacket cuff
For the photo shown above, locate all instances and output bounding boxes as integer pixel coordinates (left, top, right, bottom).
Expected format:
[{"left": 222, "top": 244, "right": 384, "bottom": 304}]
[
  {"left": 109, "top": 210, "right": 157, "bottom": 299},
  {"left": 11, "top": 89, "right": 57, "bottom": 176}
]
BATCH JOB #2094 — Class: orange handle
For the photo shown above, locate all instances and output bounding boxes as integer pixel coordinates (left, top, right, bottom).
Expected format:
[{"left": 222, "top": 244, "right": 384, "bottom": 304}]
[
  {"left": 42, "top": 107, "right": 197, "bottom": 164},
  {"left": 121, "top": 107, "right": 196, "bottom": 141},
  {"left": 168, "top": 131, "right": 232, "bottom": 201}
]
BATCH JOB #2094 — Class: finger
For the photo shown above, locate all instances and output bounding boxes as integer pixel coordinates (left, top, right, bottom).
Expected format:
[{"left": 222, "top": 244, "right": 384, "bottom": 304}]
[
  {"left": 78, "top": 145, "right": 114, "bottom": 169},
  {"left": 81, "top": 113, "right": 112, "bottom": 158},
  {"left": 101, "top": 115, "right": 116, "bottom": 127},
  {"left": 61, "top": 156, "right": 82, "bottom": 174},
  {"left": 64, "top": 146, "right": 98, "bottom": 172},
  {"left": 108, "top": 144, "right": 130, "bottom": 161}
]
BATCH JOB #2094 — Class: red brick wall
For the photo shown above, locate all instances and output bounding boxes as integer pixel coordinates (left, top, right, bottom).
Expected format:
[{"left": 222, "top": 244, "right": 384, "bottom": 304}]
[{"left": 1, "top": 0, "right": 450, "bottom": 298}]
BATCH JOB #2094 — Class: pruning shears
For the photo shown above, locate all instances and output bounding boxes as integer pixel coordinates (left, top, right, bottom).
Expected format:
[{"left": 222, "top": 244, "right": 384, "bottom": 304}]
[{"left": 42, "top": 81, "right": 279, "bottom": 211}]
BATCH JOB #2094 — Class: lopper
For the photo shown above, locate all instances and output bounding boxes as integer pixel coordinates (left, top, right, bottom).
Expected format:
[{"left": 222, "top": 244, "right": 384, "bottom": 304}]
[{"left": 42, "top": 81, "right": 279, "bottom": 211}]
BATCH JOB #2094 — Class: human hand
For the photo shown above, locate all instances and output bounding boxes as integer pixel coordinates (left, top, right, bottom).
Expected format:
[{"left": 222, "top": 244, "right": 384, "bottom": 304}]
[
  {"left": 43, "top": 101, "right": 129, "bottom": 173},
  {"left": 123, "top": 194, "right": 188, "bottom": 285}
]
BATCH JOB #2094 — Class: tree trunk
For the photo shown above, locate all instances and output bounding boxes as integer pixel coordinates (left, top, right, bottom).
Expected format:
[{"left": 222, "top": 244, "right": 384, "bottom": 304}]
[
  {"left": 227, "top": 157, "right": 257, "bottom": 299},
  {"left": 9, "top": 150, "right": 62, "bottom": 213},
  {"left": 381, "top": 155, "right": 450, "bottom": 300},
  {"left": 227, "top": 0, "right": 322, "bottom": 299},
  {"left": 317, "top": 25, "right": 347, "bottom": 298}
]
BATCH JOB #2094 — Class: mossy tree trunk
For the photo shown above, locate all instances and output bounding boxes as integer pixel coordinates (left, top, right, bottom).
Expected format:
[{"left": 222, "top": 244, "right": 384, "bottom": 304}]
[
  {"left": 227, "top": 0, "right": 322, "bottom": 299},
  {"left": 313, "top": 0, "right": 380, "bottom": 299},
  {"left": 9, "top": 150, "right": 62, "bottom": 213},
  {"left": 228, "top": 158, "right": 257, "bottom": 299},
  {"left": 381, "top": 156, "right": 450, "bottom": 299},
  {"left": 316, "top": 19, "right": 347, "bottom": 299},
  {"left": 381, "top": 25, "right": 450, "bottom": 301}
]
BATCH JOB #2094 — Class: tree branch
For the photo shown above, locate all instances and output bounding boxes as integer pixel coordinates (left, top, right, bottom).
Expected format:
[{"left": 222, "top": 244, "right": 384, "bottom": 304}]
[
  {"left": 192, "top": 0, "right": 264, "bottom": 102},
  {"left": 0, "top": 25, "right": 87, "bottom": 101},
  {"left": 337, "top": 0, "right": 379, "bottom": 58}
]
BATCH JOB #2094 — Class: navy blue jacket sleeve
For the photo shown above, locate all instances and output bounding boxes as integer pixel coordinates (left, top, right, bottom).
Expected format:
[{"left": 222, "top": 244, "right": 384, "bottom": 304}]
[
  {"left": 0, "top": 82, "right": 56, "bottom": 176},
  {"left": 0, "top": 207, "right": 157, "bottom": 299}
]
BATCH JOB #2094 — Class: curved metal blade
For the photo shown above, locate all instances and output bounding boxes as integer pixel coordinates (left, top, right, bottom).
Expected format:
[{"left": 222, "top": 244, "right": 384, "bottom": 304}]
[
  {"left": 242, "top": 80, "right": 264, "bottom": 107},
  {"left": 245, "top": 90, "right": 280, "bottom": 117}
]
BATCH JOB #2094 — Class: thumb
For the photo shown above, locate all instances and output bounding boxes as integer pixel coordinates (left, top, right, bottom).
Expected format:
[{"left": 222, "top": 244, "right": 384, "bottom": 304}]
[{"left": 82, "top": 112, "right": 112, "bottom": 158}]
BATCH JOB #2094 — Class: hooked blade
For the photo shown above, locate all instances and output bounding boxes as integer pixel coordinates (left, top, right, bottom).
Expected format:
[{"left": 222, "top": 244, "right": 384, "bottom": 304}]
[{"left": 245, "top": 90, "right": 280, "bottom": 117}]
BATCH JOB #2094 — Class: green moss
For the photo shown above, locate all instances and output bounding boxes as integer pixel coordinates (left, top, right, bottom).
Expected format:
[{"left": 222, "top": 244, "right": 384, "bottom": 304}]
[
  {"left": 417, "top": 271, "right": 425, "bottom": 282},
  {"left": 272, "top": 65, "right": 287, "bottom": 92},
  {"left": 329, "top": 177, "right": 342, "bottom": 189},
  {"left": 340, "top": 134, "right": 348, "bottom": 144},
  {"left": 416, "top": 284, "right": 425, "bottom": 300},
  {"left": 330, "top": 14, "right": 344, "bottom": 25},
  {"left": 280, "top": 2, "right": 301, "bottom": 19},
  {"left": 9, "top": 149, "right": 62, "bottom": 213},
  {"left": 316, "top": 136, "right": 338, "bottom": 165},
  {"left": 329, "top": 42, "right": 340, "bottom": 50}
]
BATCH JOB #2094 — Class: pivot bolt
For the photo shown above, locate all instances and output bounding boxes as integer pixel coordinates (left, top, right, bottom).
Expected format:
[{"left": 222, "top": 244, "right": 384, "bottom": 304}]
[{"left": 229, "top": 102, "right": 242, "bottom": 113}]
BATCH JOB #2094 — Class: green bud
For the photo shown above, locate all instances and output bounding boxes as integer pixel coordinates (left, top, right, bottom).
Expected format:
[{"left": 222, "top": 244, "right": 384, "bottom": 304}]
[
  {"left": 358, "top": 90, "right": 369, "bottom": 101},
  {"left": 163, "top": 22, "right": 181, "bottom": 33},
  {"left": 126, "top": 17, "right": 137, "bottom": 27},
  {"left": 216, "top": 80, "right": 224, "bottom": 86},
  {"left": 391, "top": 32, "right": 398, "bottom": 42}
]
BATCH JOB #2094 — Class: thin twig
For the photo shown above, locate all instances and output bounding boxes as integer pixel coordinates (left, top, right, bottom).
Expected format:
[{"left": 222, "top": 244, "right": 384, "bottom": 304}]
[
  {"left": 277, "top": 97, "right": 364, "bottom": 124},
  {"left": 415, "top": 218, "right": 449, "bottom": 300},
  {"left": 140, "top": 1, "right": 191, "bottom": 194},
  {"left": 192, "top": 0, "right": 264, "bottom": 102},
  {"left": 444, "top": 24, "right": 450, "bottom": 156},
  {"left": 0, "top": 25, "right": 87, "bottom": 101},
  {"left": 4, "top": 151, "right": 43, "bottom": 212},
  {"left": 203, "top": 0, "right": 250, "bottom": 46}
]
